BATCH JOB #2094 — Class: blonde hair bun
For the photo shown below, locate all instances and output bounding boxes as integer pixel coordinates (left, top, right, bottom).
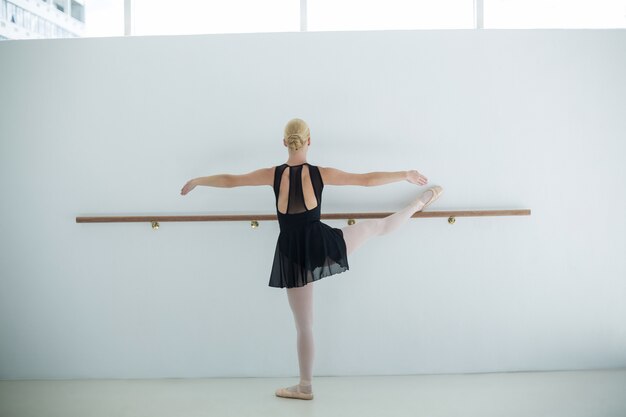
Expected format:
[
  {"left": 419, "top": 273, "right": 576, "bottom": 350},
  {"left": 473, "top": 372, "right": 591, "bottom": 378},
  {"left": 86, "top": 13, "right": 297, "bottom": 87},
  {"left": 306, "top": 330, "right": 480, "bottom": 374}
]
[{"left": 284, "top": 118, "right": 310, "bottom": 152}]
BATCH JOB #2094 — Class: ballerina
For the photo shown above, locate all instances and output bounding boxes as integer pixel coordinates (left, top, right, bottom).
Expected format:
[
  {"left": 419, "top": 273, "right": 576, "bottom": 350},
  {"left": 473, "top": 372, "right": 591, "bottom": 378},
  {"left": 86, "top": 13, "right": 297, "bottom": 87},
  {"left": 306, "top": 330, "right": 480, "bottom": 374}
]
[{"left": 180, "top": 118, "right": 443, "bottom": 400}]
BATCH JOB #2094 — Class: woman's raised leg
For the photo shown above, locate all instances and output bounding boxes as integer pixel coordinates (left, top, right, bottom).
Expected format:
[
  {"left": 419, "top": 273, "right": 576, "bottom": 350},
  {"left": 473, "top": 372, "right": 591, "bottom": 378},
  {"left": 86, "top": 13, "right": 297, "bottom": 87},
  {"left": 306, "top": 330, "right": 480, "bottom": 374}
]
[{"left": 341, "top": 189, "right": 434, "bottom": 257}]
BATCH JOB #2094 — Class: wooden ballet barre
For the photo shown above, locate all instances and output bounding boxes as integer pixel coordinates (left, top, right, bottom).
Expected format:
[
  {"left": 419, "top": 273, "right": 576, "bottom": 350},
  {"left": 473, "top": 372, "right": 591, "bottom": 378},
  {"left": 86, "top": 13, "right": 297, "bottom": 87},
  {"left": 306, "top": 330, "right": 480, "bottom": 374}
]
[{"left": 76, "top": 209, "right": 531, "bottom": 227}]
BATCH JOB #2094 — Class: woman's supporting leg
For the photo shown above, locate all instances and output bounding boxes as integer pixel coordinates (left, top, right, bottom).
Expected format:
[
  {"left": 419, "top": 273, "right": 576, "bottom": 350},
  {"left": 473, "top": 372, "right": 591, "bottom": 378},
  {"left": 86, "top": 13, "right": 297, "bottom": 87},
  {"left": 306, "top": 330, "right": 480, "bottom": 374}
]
[
  {"left": 341, "top": 190, "right": 433, "bottom": 257},
  {"left": 284, "top": 282, "right": 314, "bottom": 394}
]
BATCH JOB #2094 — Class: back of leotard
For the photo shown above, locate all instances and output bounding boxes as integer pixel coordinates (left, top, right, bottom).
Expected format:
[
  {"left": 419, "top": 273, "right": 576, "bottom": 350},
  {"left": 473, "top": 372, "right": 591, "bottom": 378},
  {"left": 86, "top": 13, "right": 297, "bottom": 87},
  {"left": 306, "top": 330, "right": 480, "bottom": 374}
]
[{"left": 273, "top": 163, "right": 323, "bottom": 229}]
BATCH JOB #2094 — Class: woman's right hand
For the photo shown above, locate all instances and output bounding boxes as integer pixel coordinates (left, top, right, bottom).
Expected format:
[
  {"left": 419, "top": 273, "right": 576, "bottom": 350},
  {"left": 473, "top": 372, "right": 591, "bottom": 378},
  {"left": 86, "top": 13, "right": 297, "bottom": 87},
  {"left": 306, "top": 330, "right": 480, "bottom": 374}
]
[
  {"left": 406, "top": 170, "right": 428, "bottom": 186},
  {"left": 180, "top": 179, "right": 197, "bottom": 195}
]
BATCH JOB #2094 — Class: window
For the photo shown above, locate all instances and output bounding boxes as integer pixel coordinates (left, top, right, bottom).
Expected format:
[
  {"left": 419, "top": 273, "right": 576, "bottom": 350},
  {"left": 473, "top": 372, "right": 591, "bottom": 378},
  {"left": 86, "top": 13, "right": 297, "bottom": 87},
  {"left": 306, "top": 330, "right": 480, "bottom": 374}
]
[
  {"left": 308, "top": 0, "right": 474, "bottom": 31},
  {"left": 132, "top": 0, "right": 299, "bottom": 36},
  {"left": 24, "top": 9, "right": 30, "bottom": 31},
  {"left": 31, "top": 14, "right": 39, "bottom": 33},
  {"left": 16, "top": 5, "right": 23, "bottom": 25},
  {"left": 7, "top": 2, "right": 16, "bottom": 24},
  {"left": 81, "top": 0, "right": 124, "bottom": 37},
  {"left": 54, "top": 0, "right": 66, "bottom": 13},
  {"left": 71, "top": 0, "right": 84, "bottom": 23},
  {"left": 484, "top": 0, "right": 626, "bottom": 28}
]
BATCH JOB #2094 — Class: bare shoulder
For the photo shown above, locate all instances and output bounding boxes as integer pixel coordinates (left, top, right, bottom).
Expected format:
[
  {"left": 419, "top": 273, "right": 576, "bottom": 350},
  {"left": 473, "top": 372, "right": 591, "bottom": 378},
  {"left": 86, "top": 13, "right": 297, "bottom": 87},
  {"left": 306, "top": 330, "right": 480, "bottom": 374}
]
[
  {"left": 255, "top": 166, "right": 277, "bottom": 186},
  {"left": 316, "top": 165, "right": 369, "bottom": 187}
]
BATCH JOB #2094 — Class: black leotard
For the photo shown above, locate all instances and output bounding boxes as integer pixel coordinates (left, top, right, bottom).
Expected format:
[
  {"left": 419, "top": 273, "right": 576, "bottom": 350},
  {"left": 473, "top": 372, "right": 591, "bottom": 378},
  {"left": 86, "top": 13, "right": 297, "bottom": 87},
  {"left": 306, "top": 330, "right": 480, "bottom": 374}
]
[{"left": 268, "top": 162, "right": 349, "bottom": 288}]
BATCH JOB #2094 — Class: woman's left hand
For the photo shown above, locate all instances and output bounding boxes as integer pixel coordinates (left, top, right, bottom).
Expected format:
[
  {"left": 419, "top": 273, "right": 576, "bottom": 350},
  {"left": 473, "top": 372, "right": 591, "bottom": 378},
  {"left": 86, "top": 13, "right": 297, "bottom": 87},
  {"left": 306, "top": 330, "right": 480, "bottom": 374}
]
[
  {"left": 406, "top": 170, "right": 428, "bottom": 186},
  {"left": 180, "top": 179, "right": 197, "bottom": 195}
]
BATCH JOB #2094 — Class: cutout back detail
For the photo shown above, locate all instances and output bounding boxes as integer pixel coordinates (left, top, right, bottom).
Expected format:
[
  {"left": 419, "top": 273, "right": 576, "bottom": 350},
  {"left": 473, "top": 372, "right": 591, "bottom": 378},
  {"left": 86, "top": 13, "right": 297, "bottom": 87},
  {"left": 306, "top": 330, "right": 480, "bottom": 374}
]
[{"left": 274, "top": 163, "right": 323, "bottom": 215}]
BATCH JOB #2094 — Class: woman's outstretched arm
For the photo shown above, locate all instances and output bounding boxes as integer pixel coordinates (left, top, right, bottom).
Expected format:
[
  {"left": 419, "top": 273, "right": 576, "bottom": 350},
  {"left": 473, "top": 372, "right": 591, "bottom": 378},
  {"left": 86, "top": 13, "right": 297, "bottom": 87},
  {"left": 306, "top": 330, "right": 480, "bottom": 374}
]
[
  {"left": 181, "top": 167, "right": 274, "bottom": 195},
  {"left": 319, "top": 167, "right": 427, "bottom": 187},
  {"left": 368, "top": 171, "right": 409, "bottom": 186},
  {"left": 369, "top": 169, "right": 428, "bottom": 186}
]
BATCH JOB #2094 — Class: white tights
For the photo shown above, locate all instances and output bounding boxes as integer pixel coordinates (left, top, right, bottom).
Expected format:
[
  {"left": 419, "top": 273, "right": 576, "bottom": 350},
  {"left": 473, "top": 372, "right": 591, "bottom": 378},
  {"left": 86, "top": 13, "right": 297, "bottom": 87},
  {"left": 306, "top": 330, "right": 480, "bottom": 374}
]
[{"left": 284, "top": 191, "right": 431, "bottom": 392}]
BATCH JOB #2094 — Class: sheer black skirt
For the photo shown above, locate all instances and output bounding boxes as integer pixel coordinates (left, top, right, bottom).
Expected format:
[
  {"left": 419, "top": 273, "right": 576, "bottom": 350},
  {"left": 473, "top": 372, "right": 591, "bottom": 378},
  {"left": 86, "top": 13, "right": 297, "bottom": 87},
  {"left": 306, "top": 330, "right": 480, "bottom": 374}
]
[{"left": 268, "top": 221, "right": 350, "bottom": 288}]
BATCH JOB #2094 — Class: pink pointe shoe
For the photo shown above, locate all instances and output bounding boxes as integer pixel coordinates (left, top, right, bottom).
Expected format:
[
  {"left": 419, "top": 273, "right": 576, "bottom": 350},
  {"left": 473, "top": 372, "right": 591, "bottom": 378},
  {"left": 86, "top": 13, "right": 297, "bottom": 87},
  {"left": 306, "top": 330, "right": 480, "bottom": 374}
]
[
  {"left": 275, "top": 386, "right": 314, "bottom": 400},
  {"left": 420, "top": 185, "right": 444, "bottom": 211}
]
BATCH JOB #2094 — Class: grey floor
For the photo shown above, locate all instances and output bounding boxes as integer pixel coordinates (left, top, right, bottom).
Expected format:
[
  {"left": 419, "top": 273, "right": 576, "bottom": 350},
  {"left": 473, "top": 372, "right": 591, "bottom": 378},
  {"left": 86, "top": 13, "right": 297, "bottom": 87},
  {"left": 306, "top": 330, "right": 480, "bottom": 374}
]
[{"left": 1, "top": 368, "right": 625, "bottom": 417}]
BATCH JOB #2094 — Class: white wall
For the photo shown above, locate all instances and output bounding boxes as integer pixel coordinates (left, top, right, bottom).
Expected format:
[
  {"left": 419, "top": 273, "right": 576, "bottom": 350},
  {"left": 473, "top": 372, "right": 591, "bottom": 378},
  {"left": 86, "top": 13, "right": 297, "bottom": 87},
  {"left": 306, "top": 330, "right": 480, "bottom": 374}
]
[{"left": 0, "top": 29, "right": 625, "bottom": 380}]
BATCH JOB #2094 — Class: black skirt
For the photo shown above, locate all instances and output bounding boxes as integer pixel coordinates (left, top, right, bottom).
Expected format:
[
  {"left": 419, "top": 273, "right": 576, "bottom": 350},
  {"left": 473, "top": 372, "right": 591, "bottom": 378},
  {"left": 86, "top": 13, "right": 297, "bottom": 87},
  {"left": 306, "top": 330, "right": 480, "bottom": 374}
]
[{"left": 268, "top": 218, "right": 349, "bottom": 288}]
